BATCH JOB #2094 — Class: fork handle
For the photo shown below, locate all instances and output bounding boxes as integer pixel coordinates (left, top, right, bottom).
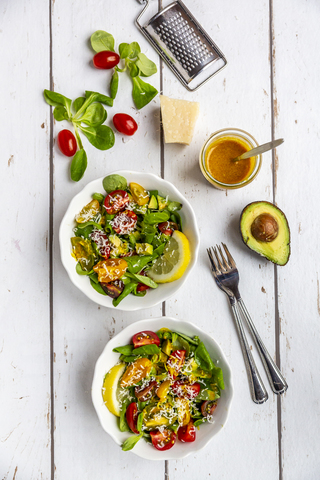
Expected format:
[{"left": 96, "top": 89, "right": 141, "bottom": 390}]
[
  {"left": 237, "top": 298, "right": 288, "bottom": 395},
  {"left": 231, "top": 303, "right": 268, "bottom": 404}
]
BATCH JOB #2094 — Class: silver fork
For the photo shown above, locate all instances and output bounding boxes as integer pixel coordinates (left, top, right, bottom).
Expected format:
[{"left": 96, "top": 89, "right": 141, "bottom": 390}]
[{"left": 207, "top": 244, "right": 288, "bottom": 403}]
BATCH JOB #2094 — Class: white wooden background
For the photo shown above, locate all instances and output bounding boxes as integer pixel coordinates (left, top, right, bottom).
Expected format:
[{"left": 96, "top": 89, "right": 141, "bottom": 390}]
[{"left": 1, "top": 0, "right": 320, "bottom": 478}]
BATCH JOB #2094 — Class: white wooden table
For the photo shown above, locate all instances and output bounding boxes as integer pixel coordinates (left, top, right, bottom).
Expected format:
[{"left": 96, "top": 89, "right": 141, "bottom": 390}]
[{"left": 2, "top": 0, "right": 320, "bottom": 478}]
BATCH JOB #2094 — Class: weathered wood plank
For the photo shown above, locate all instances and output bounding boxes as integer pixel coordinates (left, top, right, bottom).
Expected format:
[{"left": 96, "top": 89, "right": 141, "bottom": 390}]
[
  {"left": 163, "top": 0, "right": 279, "bottom": 477},
  {"left": 51, "top": 0, "right": 164, "bottom": 477},
  {"left": 0, "top": 1, "right": 51, "bottom": 478},
  {"left": 272, "top": 0, "right": 320, "bottom": 478}
]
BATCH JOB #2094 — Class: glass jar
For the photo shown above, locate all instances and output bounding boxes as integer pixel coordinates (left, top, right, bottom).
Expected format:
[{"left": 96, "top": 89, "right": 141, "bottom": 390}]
[{"left": 199, "top": 128, "right": 262, "bottom": 190}]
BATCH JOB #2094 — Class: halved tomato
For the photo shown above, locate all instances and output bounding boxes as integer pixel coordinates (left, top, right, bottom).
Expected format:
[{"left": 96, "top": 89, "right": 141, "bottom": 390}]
[
  {"left": 177, "top": 420, "right": 196, "bottom": 443},
  {"left": 103, "top": 190, "right": 129, "bottom": 214},
  {"left": 171, "top": 380, "right": 201, "bottom": 400},
  {"left": 135, "top": 380, "right": 158, "bottom": 402},
  {"left": 201, "top": 401, "right": 218, "bottom": 418},
  {"left": 158, "top": 221, "right": 179, "bottom": 236},
  {"left": 167, "top": 350, "right": 186, "bottom": 379},
  {"left": 132, "top": 331, "right": 160, "bottom": 348},
  {"left": 150, "top": 428, "right": 176, "bottom": 451},
  {"left": 126, "top": 402, "right": 139, "bottom": 434},
  {"left": 111, "top": 210, "right": 137, "bottom": 234},
  {"left": 89, "top": 229, "right": 110, "bottom": 259}
]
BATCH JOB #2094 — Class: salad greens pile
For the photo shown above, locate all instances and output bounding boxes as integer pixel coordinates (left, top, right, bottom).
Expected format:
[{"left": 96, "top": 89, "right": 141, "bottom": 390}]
[
  {"left": 90, "top": 30, "right": 158, "bottom": 109},
  {"left": 105, "top": 327, "right": 224, "bottom": 451},
  {"left": 71, "top": 174, "right": 184, "bottom": 307},
  {"left": 43, "top": 90, "right": 115, "bottom": 181}
]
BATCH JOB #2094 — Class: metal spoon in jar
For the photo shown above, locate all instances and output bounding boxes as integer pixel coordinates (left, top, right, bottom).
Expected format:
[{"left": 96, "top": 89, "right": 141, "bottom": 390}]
[{"left": 232, "top": 138, "right": 284, "bottom": 162}]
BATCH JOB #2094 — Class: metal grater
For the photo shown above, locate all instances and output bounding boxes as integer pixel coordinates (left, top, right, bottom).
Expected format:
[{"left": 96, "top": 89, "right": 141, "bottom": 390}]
[{"left": 136, "top": 0, "right": 227, "bottom": 91}]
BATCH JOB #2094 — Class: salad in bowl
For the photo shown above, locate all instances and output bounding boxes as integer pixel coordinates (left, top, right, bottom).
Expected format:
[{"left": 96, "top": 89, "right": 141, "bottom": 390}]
[
  {"left": 60, "top": 171, "right": 199, "bottom": 310},
  {"left": 92, "top": 317, "right": 233, "bottom": 460}
]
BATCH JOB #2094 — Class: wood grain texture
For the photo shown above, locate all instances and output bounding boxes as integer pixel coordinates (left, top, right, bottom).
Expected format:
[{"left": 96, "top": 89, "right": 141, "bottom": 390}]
[
  {"left": 0, "top": 1, "right": 51, "bottom": 479},
  {"left": 1, "top": 0, "right": 320, "bottom": 478},
  {"left": 272, "top": 0, "right": 320, "bottom": 478},
  {"left": 164, "top": 0, "right": 278, "bottom": 478}
]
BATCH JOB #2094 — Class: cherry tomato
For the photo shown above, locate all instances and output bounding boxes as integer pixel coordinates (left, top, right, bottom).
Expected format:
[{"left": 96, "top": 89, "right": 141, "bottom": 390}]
[
  {"left": 126, "top": 402, "right": 139, "bottom": 434},
  {"left": 100, "top": 280, "right": 124, "bottom": 298},
  {"left": 136, "top": 283, "right": 150, "bottom": 293},
  {"left": 113, "top": 113, "right": 138, "bottom": 136},
  {"left": 89, "top": 229, "right": 110, "bottom": 259},
  {"left": 158, "top": 221, "right": 179, "bottom": 236},
  {"left": 93, "top": 51, "right": 120, "bottom": 69},
  {"left": 201, "top": 400, "right": 217, "bottom": 418},
  {"left": 135, "top": 380, "right": 158, "bottom": 402},
  {"left": 171, "top": 381, "right": 201, "bottom": 400},
  {"left": 129, "top": 182, "right": 149, "bottom": 205},
  {"left": 177, "top": 420, "right": 196, "bottom": 443},
  {"left": 132, "top": 331, "right": 160, "bottom": 348},
  {"left": 111, "top": 210, "right": 137, "bottom": 234},
  {"left": 103, "top": 190, "right": 129, "bottom": 214},
  {"left": 150, "top": 429, "right": 176, "bottom": 451},
  {"left": 57, "top": 129, "right": 77, "bottom": 157},
  {"left": 167, "top": 350, "right": 186, "bottom": 379},
  {"left": 93, "top": 258, "right": 128, "bottom": 283}
]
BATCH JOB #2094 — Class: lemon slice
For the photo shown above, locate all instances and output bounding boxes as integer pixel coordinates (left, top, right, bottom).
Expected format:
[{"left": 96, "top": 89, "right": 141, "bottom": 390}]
[
  {"left": 148, "top": 230, "right": 191, "bottom": 283},
  {"left": 102, "top": 363, "right": 126, "bottom": 417}
]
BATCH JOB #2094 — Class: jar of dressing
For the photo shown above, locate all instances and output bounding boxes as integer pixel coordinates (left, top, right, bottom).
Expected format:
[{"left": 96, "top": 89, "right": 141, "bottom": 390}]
[{"left": 199, "top": 128, "right": 262, "bottom": 190}]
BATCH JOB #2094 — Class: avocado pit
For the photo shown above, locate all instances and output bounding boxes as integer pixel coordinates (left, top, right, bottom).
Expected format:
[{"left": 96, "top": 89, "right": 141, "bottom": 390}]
[{"left": 251, "top": 213, "right": 279, "bottom": 242}]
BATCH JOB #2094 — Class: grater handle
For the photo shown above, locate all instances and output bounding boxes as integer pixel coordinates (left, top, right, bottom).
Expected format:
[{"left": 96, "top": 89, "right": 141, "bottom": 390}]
[{"left": 136, "top": 0, "right": 150, "bottom": 28}]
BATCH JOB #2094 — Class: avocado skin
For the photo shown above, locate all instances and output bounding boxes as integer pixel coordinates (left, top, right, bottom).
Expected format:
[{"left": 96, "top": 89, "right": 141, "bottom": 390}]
[{"left": 240, "top": 201, "right": 291, "bottom": 266}]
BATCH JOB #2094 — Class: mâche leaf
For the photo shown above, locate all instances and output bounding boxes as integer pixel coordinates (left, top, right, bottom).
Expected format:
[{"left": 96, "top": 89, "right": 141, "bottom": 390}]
[
  {"left": 102, "top": 174, "right": 127, "bottom": 193},
  {"left": 70, "top": 149, "right": 87, "bottom": 181},
  {"left": 85, "top": 91, "right": 113, "bottom": 107},
  {"left": 136, "top": 53, "right": 157, "bottom": 77},
  {"left": 131, "top": 76, "right": 158, "bottom": 109},
  {"left": 121, "top": 433, "right": 143, "bottom": 451},
  {"left": 79, "top": 125, "right": 115, "bottom": 150},
  {"left": 53, "top": 105, "right": 69, "bottom": 121},
  {"left": 91, "top": 30, "right": 115, "bottom": 53},
  {"left": 79, "top": 103, "right": 107, "bottom": 127},
  {"left": 110, "top": 70, "right": 119, "bottom": 99}
]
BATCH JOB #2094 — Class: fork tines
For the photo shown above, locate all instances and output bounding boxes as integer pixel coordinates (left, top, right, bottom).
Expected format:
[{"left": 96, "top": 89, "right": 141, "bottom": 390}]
[{"left": 207, "top": 243, "right": 236, "bottom": 274}]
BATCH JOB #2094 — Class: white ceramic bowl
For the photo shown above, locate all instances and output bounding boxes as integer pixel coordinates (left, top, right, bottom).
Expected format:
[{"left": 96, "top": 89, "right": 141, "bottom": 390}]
[
  {"left": 92, "top": 316, "right": 233, "bottom": 460},
  {"left": 59, "top": 171, "right": 200, "bottom": 311}
]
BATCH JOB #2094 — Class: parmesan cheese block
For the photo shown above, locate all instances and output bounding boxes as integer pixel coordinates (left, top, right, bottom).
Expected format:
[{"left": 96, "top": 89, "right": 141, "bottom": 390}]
[{"left": 160, "top": 95, "right": 200, "bottom": 145}]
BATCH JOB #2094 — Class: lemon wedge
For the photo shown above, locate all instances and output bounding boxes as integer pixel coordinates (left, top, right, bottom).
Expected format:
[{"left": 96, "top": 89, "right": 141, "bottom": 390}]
[
  {"left": 148, "top": 230, "right": 191, "bottom": 283},
  {"left": 102, "top": 363, "right": 126, "bottom": 417}
]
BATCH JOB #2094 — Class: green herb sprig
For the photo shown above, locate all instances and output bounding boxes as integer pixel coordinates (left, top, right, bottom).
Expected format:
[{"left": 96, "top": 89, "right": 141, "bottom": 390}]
[
  {"left": 90, "top": 31, "right": 158, "bottom": 109},
  {"left": 43, "top": 89, "right": 115, "bottom": 181}
]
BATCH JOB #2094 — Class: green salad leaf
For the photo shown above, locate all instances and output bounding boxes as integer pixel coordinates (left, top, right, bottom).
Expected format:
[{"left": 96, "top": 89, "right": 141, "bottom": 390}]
[
  {"left": 122, "top": 433, "right": 143, "bottom": 451},
  {"left": 103, "top": 174, "right": 127, "bottom": 193}
]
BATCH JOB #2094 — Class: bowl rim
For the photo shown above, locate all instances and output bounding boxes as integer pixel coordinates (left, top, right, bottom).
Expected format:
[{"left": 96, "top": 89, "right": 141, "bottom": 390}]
[
  {"left": 91, "top": 316, "right": 234, "bottom": 461},
  {"left": 59, "top": 170, "right": 200, "bottom": 311}
]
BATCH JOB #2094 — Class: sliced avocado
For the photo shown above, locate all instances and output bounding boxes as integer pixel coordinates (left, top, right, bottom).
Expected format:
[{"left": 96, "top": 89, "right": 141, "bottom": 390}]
[
  {"left": 240, "top": 201, "right": 290, "bottom": 266},
  {"left": 148, "top": 195, "right": 158, "bottom": 209},
  {"left": 157, "top": 195, "right": 168, "bottom": 210},
  {"left": 135, "top": 243, "right": 154, "bottom": 255}
]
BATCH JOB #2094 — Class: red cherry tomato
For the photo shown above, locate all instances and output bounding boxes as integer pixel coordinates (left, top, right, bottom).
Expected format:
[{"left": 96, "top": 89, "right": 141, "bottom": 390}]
[
  {"left": 167, "top": 350, "right": 186, "bottom": 379},
  {"left": 111, "top": 210, "right": 137, "bottom": 234},
  {"left": 113, "top": 113, "right": 138, "bottom": 136},
  {"left": 201, "top": 401, "right": 218, "bottom": 418},
  {"left": 103, "top": 190, "right": 129, "bottom": 215},
  {"left": 150, "top": 429, "right": 176, "bottom": 451},
  {"left": 126, "top": 402, "right": 139, "bottom": 434},
  {"left": 89, "top": 229, "right": 110, "bottom": 259},
  {"left": 57, "top": 129, "right": 77, "bottom": 157},
  {"left": 158, "top": 222, "right": 179, "bottom": 236},
  {"left": 171, "top": 381, "right": 201, "bottom": 400},
  {"left": 136, "top": 283, "right": 150, "bottom": 293},
  {"left": 177, "top": 420, "right": 196, "bottom": 443},
  {"left": 135, "top": 380, "right": 158, "bottom": 401},
  {"left": 132, "top": 331, "right": 160, "bottom": 348},
  {"left": 93, "top": 51, "right": 120, "bottom": 69}
]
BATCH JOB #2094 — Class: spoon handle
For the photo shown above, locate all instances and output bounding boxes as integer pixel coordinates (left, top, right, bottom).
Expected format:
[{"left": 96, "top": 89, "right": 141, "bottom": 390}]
[{"left": 234, "top": 138, "right": 284, "bottom": 161}]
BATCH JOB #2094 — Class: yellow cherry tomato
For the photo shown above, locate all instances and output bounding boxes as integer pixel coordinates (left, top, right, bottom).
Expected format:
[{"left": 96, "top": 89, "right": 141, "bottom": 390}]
[
  {"left": 120, "top": 358, "right": 152, "bottom": 387},
  {"left": 176, "top": 398, "right": 191, "bottom": 426},
  {"left": 75, "top": 200, "right": 100, "bottom": 223},
  {"left": 93, "top": 258, "right": 127, "bottom": 283},
  {"left": 156, "top": 380, "right": 171, "bottom": 402},
  {"left": 129, "top": 182, "right": 150, "bottom": 206}
]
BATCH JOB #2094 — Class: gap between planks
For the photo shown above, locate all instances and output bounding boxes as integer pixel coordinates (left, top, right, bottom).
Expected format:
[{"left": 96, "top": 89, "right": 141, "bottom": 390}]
[{"left": 268, "top": 1, "right": 283, "bottom": 479}]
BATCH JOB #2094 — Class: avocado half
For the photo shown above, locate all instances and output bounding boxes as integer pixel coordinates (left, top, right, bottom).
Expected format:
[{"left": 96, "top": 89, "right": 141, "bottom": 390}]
[{"left": 240, "top": 201, "right": 290, "bottom": 266}]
